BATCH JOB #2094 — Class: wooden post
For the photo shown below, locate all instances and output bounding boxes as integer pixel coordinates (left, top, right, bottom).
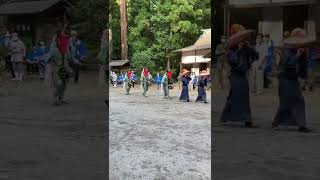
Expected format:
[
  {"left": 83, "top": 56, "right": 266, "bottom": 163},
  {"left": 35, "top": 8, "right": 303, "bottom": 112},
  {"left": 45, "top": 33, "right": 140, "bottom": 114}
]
[{"left": 120, "top": 0, "right": 128, "bottom": 60}]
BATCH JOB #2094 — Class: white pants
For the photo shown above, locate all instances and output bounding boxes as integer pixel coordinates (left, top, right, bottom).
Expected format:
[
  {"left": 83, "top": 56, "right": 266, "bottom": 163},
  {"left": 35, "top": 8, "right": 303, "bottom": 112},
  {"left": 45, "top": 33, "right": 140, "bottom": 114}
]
[{"left": 250, "top": 61, "right": 264, "bottom": 94}]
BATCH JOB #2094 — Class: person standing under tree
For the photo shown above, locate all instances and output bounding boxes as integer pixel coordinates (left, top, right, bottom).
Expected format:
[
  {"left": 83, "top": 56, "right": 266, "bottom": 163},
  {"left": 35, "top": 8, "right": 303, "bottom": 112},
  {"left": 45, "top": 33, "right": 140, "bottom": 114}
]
[
  {"left": 46, "top": 32, "right": 72, "bottom": 106},
  {"left": 98, "top": 29, "right": 108, "bottom": 85},
  {"left": 162, "top": 70, "right": 170, "bottom": 99},
  {"left": 215, "top": 35, "right": 228, "bottom": 89},
  {"left": 155, "top": 73, "right": 162, "bottom": 90},
  {"left": 124, "top": 70, "right": 132, "bottom": 95},
  {"left": 141, "top": 67, "right": 149, "bottom": 97},
  {"left": 8, "top": 32, "right": 25, "bottom": 81},
  {"left": 250, "top": 33, "right": 267, "bottom": 95},
  {"left": 272, "top": 46, "right": 310, "bottom": 132},
  {"left": 68, "top": 30, "right": 86, "bottom": 83},
  {"left": 111, "top": 71, "right": 117, "bottom": 87},
  {"left": 131, "top": 70, "right": 136, "bottom": 88},
  {"left": 179, "top": 69, "right": 191, "bottom": 102},
  {"left": 2, "top": 31, "right": 14, "bottom": 78},
  {"left": 220, "top": 31, "right": 258, "bottom": 127},
  {"left": 196, "top": 70, "right": 209, "bottom": 103},
  {"left": 263, "top": 34, "right": 274, "bottom": 88}
]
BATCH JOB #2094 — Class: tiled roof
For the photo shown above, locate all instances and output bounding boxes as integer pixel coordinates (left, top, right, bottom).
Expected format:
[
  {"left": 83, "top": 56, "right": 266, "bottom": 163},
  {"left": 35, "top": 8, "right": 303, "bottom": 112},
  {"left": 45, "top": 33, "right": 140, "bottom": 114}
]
[{"left": 0, "top": 0, "right": 69, "bottom": 15}]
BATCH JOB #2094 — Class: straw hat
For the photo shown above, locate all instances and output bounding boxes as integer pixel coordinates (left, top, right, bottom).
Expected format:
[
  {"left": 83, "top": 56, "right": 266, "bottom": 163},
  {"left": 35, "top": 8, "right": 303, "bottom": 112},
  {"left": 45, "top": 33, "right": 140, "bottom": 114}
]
[
  {"left": 283, "top": 28, "right": 315, "bottom": 48},
  {"left": 181, "top": 69, "right": 190, "bottom": 76},
  {"left": 199, "top": 70, "right": 210, "bottom": 77},
  {"left": 71, "top": 30, "right": 78, "bottom": 36},
  {"left": 227, "top": 29, "right": 255, "bottom": 48},
  {"left": 230, "top": 24, "right": 246, "bottom": 36}
]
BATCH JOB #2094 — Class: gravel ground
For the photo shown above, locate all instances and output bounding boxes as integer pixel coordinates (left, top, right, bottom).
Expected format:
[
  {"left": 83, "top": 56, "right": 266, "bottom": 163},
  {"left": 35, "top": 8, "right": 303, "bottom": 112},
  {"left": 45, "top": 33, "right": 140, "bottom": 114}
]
[
  {"left": 213, "top": 79, "right": 320, "bottom": 180},
  {"left": 109, "top": 85, "right": 211, "bottom": 180},
  {"left": 0, "top": 71, "right": 107, "bottom": 180}
]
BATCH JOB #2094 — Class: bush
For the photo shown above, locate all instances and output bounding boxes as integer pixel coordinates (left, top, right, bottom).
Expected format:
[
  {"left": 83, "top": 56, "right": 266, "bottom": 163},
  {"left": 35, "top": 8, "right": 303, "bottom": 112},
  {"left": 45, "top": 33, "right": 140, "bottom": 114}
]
[{"left": 131, "top": 50, "right": 155, "bottom": 76}]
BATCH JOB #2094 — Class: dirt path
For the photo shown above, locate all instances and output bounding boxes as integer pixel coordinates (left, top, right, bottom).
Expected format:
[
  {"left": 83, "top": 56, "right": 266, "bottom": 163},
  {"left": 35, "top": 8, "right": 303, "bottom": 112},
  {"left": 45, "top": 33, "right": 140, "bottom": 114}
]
[
  {"left": 0, "top": 71, "right": 107, "bottom": 180},
  {"left": 109, "top": 85, "right": 211, "bottom": 180},
  {"left": 213, "top": 82, "right": 320, "bottom": 180}
]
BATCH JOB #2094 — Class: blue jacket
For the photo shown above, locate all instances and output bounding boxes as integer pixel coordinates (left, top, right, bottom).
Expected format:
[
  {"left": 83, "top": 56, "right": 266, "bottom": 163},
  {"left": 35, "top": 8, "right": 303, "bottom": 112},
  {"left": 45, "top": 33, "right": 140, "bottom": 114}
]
[
  {"left": 70, "top": 40, "right": 87, "bottom": 61},
  {"left": 155, "top": 75, "right": 162, "bottom": 84},
  {"left": 308, "top": 47, "right": 317, "bottom": 69},
  {"left": 131, "top": 74, "right": 137, "bottom": 81}
]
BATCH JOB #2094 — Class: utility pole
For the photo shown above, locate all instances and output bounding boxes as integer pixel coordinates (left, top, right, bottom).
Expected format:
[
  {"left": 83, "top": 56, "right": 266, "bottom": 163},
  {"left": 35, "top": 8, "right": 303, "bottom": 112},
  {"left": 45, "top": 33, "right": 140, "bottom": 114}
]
[{"left": 120, "top": 0, "right": 128, "bottom": 60}]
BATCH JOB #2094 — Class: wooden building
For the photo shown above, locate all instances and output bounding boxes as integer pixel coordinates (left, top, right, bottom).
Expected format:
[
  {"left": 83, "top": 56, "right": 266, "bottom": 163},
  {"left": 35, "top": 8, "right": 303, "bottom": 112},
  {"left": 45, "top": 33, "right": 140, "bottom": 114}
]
[
  {"left": 219, "top": 0, "right": 320, "bottom": 47},
  {"left": 173, "top": 29, "right": 211, "bottom": 76},
  {"left": 109, "top": 59, "right": 130, "bottom": 74},
  {"left": 0, "top": 0, "right": 70, "bottom": 46}
]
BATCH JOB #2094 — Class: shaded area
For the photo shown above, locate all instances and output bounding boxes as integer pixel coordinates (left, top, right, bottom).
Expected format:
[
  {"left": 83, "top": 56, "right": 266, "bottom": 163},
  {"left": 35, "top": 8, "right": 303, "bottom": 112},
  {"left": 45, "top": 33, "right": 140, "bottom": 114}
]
[
  {"left": 0, "top": 71, "right": 107, "bottom": 180},
  {"left": 213, "top": 83, "right": 320, "bottom": 180}
]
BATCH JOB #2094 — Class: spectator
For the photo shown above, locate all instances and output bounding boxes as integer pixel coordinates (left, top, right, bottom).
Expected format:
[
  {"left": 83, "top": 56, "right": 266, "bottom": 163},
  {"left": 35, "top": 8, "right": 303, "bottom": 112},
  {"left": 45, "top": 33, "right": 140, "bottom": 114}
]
[
  {"left": 25, "top": 46, "right": 37, "bottom": 74},
  {"left": 155, "top": 73, "right": 162, "bottom": 90},
  {"left": 264, "top": 34, "right": 274, "bottom": 88},
  {"left": 9, "top": 32, "right": 26, "bottom": 81},
  {"left": 69, "top": 30, "right": 86, "bottom": 83},
  {"left": 111, "top": 71, "right": 117, "bottom": 87},
  {"left": 34, "top": 41, "right": 47, "bottom": 79},
  {"left": 131, "top": 71, "right": 136, "bottom": 88}
]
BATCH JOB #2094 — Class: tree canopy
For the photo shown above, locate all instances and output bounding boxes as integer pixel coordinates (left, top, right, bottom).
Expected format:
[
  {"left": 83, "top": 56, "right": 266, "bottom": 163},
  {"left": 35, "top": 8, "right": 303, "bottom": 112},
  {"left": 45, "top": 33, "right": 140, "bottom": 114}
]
[
  {"left": 68, "top": 0, "right": 108, "bottom": 63},
  {"left": 110, "top": 0, "right": 211, "bottom": 76}
]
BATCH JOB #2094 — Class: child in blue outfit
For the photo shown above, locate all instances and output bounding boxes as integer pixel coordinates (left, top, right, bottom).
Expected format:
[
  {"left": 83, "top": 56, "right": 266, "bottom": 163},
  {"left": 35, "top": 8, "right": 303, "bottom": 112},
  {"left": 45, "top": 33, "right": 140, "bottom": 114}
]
[{"left": 155, "top": 73, "right": 162, "bottom": 90}]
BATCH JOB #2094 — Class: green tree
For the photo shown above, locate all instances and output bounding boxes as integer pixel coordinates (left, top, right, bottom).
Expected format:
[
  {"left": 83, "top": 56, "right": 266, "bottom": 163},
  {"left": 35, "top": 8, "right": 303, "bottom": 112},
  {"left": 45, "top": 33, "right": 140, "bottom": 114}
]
[
  {"left": 111, "top": 0, "right": 211, "bottom": 75},
  {"left": 131, "top": 50, "right": 155, "bottom": 76},
  {"left": 68, "top": 0, "right": 108, "bottom": 63}
]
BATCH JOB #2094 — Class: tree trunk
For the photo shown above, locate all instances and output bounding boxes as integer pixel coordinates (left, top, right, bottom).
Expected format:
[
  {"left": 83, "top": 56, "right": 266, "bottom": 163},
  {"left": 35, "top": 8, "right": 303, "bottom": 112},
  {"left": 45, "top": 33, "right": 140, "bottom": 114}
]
[
  {"left": 120, "top": 0, "right": 128, "bottom": 60},
  {"left": 109, "top": 14, "right": 112, "bottom": 63}
]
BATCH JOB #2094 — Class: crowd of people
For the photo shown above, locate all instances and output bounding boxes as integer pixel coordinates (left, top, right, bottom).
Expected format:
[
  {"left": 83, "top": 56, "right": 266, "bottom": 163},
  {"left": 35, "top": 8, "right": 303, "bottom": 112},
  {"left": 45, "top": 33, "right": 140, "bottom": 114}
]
[
  {"left": 0, "top": 30, "right": 86, "bottom": 82},
  {"left": 0, "top": 29, "right": 88, "bottom": 105},
  {"left": 215, "top": 27, "right": 318, "bottom": 132},
  {"left": 110, "top": 68, "right": 210, "bottom": 103}
]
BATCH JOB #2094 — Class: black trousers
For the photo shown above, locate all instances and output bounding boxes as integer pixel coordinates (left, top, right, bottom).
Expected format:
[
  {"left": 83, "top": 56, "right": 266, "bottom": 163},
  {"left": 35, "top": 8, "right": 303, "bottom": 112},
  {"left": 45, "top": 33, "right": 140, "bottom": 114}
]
[
  {"left": 69, "top": 62, "right": 80, "bottom": 83},
  {"left": 264, "top": 71, "right": 271, "bottom": 88},
  {"left": 5, "top": 56, "right": 14, "bottom": 78}
]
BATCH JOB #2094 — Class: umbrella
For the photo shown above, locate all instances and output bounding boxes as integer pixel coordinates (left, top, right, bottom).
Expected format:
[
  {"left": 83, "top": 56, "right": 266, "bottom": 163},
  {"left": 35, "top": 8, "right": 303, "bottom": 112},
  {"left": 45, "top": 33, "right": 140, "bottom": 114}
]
[
  {"left": 230, "top": 24, "right": 246, "bottom": 35},
  {"left": 181, "top": 69, "right": 190, "bottom": 76},
  {"left": 227, "top": 29, "right": 255, "bottom": 48},
  {"left": 283, "top": 28, "right": 315, "bottom": 48}
]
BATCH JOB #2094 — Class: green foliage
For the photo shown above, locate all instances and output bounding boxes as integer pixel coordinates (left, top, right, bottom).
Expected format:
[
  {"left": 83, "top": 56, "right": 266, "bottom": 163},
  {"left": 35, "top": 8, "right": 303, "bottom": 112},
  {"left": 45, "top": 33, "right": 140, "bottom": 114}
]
[
  {"left": 131, "top": 50, "right": 155, "bottom": 75},
  {"left": 109, "top": 0, "right": 121, "bottom": 60},
  {"left": 110, "top": 0, "right": 211, "bottom": 76},
  {"left": 68, "top": 0, "right": 108, "bottom": 63}
]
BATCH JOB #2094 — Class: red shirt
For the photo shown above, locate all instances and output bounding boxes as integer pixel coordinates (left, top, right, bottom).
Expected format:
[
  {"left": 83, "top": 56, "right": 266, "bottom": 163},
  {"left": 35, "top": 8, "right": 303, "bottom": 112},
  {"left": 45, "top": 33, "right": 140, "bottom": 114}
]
[
  {"left": 167, "top": 70, "right": 173, "bottom": 79},
  {"left": 127, "top": 71, "right": 132, "bottom": 78},
  {"left": 143, "top": 68, "right": 149, "bottom": 77},
  {"left": 58, "top": 34, "right": 69, "bottom": 55}
]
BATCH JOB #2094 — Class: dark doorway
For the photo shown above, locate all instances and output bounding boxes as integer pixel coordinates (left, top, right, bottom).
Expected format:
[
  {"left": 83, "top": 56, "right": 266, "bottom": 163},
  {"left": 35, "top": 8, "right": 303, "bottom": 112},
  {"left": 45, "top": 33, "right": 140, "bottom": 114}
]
[
  {"left": 230, "top": 7, "right": 263, "bottom": 31},
  {"left": 283, "top": 5, "right": 308, "bottom": 32}
]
